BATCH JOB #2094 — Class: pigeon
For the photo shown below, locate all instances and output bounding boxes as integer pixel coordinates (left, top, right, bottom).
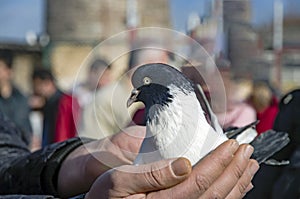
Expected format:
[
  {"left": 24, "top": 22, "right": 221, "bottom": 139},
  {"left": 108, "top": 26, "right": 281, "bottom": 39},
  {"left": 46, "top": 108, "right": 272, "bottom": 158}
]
[
  {"left": 127, "top": 63, "right": 227, "bottom": 165},
  {"left": 127, "top": 63, "right": 289, "bottom": 166}
]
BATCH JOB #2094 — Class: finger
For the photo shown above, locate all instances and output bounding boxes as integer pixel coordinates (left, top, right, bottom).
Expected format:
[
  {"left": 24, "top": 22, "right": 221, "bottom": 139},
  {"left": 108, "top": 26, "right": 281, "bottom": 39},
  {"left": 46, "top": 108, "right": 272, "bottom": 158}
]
[
  {"left": 81, "top": 126, "right": 146, "bottom": 193},
  {"left": 111, "top": 125, "right": 146, "bottom": 155},
  {"left": 245, "top": 183, "right": 254, "bottom": 193},
  {"left": 118, "top": 158, "right": 192, "bottom": 193},
  {"left": 152, "top": 139, "right": 239, "bottom": 198},
  {"left": 226, "top": 159, "right": 259, "bottom": 199},
  {"left": 103, "top": 125, "right": 146, "bottom": 163},
  {"left": 85, "top": 126, "right": 146, "bottom": 175},
  {"left": 94, "top": 158, "right": 192, "bottom": 198},
  {"left": 200, "top": 144, "right": 254, "bottom": 198}
]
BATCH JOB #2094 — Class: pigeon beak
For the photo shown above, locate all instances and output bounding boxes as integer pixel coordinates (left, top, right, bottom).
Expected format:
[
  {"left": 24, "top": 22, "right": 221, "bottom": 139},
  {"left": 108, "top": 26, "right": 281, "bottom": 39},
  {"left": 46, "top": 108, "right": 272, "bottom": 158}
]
[{"left": 127, "top": 88, "right": 140, "bottom": 107}]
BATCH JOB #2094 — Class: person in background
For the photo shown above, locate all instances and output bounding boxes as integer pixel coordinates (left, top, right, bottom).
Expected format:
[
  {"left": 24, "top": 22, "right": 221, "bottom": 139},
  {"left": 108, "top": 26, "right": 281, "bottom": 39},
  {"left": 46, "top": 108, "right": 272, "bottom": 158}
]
[
  {"left": 73, "top": 58, "right": 111, "bottom": 108},
  {"left": 271, "top": 89, "right": 300, "bottom": 199},
  {"left": 250, "top": 81, "right": 279, "bottom": 135},
  {"left": 245, "top": 89, "right": 300, "bottom": 199},
  {"left": 32, "top": 68, "right": 80, "bottom": 146},
  {"left": 213, "top": 59, "right": 256, "bottom": 130},
  {"left": 28, "top": 91, "right": 46, "bottom": 151},
  {"left": 81, "top": 48, "right": 170, "bottom": 139},
  {"left": 0, "top": 50, "right": 32, "bottom": 145}
]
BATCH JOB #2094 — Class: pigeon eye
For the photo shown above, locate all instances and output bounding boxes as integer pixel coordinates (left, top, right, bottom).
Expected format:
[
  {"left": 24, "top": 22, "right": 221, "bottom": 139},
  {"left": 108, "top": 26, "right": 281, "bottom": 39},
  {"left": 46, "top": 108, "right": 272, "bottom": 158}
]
[{"left": 143, "top": 77, "right": 152, "bottom": 85}]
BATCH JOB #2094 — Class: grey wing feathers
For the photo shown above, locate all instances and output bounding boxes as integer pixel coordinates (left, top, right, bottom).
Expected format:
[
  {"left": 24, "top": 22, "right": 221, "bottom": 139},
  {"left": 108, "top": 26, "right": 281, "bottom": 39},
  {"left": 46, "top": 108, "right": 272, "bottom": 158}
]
[{"left": 251, "top": 130, "right": 290, "bottom": 164}]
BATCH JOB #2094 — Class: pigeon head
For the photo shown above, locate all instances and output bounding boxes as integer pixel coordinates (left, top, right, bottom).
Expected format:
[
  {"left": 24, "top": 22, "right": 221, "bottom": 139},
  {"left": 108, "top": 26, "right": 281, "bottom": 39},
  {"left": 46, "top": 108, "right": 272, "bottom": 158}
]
[
  {"left": 128, "top": 63, "right": 228, "bottom": 165},
  {"left": 127, "top": 63, "right": 194, "bottom": 109}
]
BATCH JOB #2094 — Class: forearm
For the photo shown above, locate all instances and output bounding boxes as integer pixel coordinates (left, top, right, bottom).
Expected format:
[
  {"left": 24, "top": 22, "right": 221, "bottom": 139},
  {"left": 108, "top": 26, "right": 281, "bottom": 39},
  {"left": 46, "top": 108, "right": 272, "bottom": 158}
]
[{"left": 0, "top": 137, "right": 91, "bottom": 197}]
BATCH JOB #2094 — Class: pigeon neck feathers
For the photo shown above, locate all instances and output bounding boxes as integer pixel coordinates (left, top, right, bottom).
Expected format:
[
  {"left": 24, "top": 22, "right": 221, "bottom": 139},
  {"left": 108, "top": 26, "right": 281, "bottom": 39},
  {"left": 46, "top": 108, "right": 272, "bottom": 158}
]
[
  {"left": 143, "top": 83, "right": 220, "bottom": 165},
  {"left": 137, "top": 83, "right": 174, "bottom": 113}
]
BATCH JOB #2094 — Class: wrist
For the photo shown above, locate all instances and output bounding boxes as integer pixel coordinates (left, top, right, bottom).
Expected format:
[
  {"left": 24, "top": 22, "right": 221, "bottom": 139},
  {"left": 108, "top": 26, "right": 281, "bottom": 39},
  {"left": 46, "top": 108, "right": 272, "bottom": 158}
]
[{"left": 56, "top": 138, "right": 94, "bottom": 198}]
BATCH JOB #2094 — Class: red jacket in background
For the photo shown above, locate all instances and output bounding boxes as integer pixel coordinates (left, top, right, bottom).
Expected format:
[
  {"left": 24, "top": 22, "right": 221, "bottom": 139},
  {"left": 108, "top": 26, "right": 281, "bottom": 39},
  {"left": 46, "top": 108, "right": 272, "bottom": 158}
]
[
  {"left": 256, "top": 97, "right": 279, "bottom": 135},
  {"left": 54, "top": 94, "right": 80, "bottom": 142}
]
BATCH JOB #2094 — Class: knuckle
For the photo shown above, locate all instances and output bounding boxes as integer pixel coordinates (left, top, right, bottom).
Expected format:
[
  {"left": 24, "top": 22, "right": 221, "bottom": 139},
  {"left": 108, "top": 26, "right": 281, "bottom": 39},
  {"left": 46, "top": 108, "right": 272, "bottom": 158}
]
[
  {"left": 218, "top": 157, "right": 229, "bottom": 171},
  {"left": 237, "top": 180, "right": 251, "bottom": 194},
  {"left": 110, "top": 169, "right": 122, "bottom": 187},
  {"left": 232, "top": 164, "right": 245, "bottom": 180},
  {"left": 195, "top": 174, "right": 211, "bottom": 193},
  {"left": 209, "top": 152, "right": 229, "bottom": 171},
  {"left": 237, "top": 181, "right": 249, "bottom": 195},
  {"left": 210, "top": 189, "right": 223, "bottom": 199},
  {"left": 145, "top": 165, "right": 164, "bottom": 188}
]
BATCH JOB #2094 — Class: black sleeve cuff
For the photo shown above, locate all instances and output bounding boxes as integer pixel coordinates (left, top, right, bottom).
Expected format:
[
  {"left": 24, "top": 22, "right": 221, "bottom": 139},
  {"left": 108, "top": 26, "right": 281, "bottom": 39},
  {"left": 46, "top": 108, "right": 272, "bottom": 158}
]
[
  {"left": 41, "top": 137, "right": 93, "bottom": 196},
  {"left": 2, "top": 137, "right": 93, "bottom": 197}
]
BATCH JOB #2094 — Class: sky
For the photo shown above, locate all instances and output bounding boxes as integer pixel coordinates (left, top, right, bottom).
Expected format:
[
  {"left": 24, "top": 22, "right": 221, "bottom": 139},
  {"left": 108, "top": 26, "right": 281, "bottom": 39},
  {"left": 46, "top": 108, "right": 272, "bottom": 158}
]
[
  {"left": 170, "top": 0, "right": 300, "bottom": 31},
  {"left": 0, "top": 0, "right": 299, "bottom": 44},
  {"left": 0, "top": 0, "right": 45, "bottom": 44}
]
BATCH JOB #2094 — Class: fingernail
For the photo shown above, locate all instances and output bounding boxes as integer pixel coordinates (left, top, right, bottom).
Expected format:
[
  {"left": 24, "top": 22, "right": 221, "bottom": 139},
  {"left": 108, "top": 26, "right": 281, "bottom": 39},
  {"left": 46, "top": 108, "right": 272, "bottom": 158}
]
[
  {"left": 249, "top": 161, "right": 259, "bottom": 176},
  {"left": 171, "top": 158, "right": 192, "bottom": 176},
  {"left": 244, "top": 145, "right": 254, "bottom": 159},
  {"left": 230, "top": 139, "right": 239, "bottom": 150}
]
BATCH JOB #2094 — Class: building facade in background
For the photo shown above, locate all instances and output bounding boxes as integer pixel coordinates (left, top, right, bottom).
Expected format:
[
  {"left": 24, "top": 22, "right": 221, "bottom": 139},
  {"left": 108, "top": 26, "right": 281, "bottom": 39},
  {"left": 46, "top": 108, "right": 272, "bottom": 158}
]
[{"left": 46, "top": 0, "right": 171, "bottom": 90}]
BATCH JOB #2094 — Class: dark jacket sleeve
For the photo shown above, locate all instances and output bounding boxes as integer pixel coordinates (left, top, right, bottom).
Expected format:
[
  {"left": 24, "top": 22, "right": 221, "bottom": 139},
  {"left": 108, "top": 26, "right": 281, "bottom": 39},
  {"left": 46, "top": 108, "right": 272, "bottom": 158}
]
[
  {"left": 0, "top": 113, "right": 93, "bottom": 197},
  {"left": 273, "top": 90, "right": 300, "bottom": 160},
  {"left": 0, "top": 195, "right": 55, "bottom": 199}
]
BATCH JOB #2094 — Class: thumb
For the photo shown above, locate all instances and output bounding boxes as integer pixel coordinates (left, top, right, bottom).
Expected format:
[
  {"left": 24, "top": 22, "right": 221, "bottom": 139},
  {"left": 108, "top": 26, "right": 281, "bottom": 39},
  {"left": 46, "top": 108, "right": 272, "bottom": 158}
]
[
  {"left": 88, "top": 158, "right": 192, "bottom": 198},
  {"left": 123, "top": 157, "right": 192, "bottom": 193}
]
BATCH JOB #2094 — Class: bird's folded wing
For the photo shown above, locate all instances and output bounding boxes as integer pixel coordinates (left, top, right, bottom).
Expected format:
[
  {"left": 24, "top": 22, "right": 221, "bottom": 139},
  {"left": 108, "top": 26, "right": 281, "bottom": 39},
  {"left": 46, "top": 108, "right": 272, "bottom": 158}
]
[
  {"left": 250, "top": 130, "right": 290, "bottom": 164},
  {"left": 196, "top": 84, "right": 224, "bottom": 135},
  {"left": 225, "top": 120, "right": 259, "bottom": 139}
]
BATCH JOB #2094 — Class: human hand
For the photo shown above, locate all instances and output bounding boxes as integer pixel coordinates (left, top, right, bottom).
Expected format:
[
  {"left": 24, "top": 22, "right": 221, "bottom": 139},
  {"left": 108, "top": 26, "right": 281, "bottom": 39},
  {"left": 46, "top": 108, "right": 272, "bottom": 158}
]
[
  {"left": 57, "top": 126, "right": 146, "bottom": 198},
  {"left": 85, "top": 139, "right": 259, "bottom": 199},
  {"left": 85, "top": 157, "right": 192, "bottom": 199}
]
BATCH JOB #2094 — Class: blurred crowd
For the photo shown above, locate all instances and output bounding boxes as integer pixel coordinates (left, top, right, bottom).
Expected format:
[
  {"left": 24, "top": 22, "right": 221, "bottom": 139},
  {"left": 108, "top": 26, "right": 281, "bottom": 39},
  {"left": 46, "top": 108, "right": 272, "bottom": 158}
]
[{"left": 0, "top": 38, "right": 299, "bottom": 198}]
